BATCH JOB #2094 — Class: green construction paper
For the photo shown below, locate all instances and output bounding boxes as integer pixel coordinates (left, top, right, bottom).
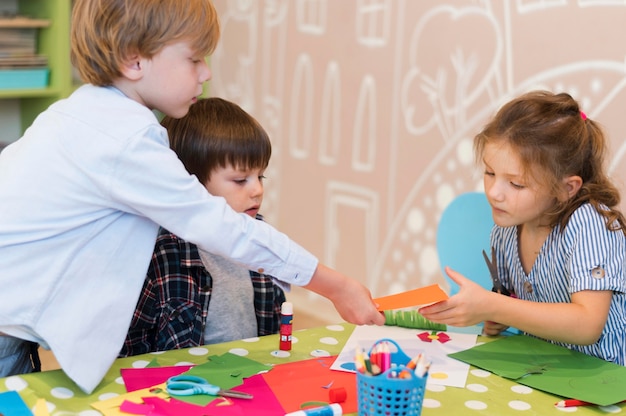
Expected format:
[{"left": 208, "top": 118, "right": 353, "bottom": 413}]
[
  {"left": 172, "top": 352, "right": 271, "bottom": 406},
  {"left": 384, "top": 309, "right": 447, "bottom": 331},
  {"left": 449, "top": 335, "right": 626, "bottom": 406}
]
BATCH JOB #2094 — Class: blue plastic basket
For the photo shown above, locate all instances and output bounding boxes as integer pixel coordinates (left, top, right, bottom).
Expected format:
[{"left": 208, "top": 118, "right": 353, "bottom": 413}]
[{"left": 356, "top": 339, "right": 427, "bottom": 416}]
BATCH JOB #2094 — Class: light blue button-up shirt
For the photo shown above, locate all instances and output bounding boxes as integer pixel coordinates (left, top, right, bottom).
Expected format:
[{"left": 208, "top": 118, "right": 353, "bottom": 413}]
[{"left": 0, "top": 85, "right": 317, "bottom": 393}]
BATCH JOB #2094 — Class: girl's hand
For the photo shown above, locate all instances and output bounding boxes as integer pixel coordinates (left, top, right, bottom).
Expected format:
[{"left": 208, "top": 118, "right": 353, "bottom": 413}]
[
  {"left": 419, "top": 266, "right": 496, "bottom": 327},
  {"left": 482, "top": 320, "right": 509, "bottom": 336}
]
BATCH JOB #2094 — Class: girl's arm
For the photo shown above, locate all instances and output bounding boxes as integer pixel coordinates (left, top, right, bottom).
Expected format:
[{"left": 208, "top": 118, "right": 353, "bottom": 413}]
[{"left": 420, "top": 266, "right": 612, "bottom": 345}]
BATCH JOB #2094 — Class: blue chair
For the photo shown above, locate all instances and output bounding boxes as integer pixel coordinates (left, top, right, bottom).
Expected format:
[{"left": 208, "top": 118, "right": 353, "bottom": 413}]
[{"left": 436, "top": 192, "right": 493, "bottom": 295}]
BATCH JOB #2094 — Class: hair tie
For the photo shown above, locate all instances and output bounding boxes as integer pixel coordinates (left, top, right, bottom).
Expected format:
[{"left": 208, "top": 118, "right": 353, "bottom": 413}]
[{"left": 580, "top": 111, "right": 587, "bottom": 120}]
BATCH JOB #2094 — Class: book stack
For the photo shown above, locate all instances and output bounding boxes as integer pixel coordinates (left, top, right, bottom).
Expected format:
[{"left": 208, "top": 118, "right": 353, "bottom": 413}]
[{"left": 0, "top": 15, "right": 50, "bottom": 90}]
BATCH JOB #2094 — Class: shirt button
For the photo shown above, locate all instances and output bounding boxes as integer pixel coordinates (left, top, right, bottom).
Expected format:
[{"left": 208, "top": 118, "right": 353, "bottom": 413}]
[
  {"left": 257, "top": 268, "right": 265, "bottom": 274},
  {"left": 591, "top": 266, "right": 606, "bottom": 279}
]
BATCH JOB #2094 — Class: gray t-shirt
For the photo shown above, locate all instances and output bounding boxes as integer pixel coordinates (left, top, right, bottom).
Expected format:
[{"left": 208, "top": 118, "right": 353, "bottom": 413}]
[{"left": 199, "top": 250, "right": 258, "bottom": 344}]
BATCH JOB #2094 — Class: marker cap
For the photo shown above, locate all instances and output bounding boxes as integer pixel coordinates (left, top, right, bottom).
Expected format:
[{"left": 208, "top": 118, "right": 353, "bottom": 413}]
[{"left": 281, "top": 301, "right": 293, "bottom": 315}]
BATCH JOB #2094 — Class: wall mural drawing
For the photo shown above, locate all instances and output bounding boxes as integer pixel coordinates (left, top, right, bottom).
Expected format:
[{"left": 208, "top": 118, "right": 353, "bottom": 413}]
[{"left": 210, "top": 0, "right": 626, "bottom": 323}]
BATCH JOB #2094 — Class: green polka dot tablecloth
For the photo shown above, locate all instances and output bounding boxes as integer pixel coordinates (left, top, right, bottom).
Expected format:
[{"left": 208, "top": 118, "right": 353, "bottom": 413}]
[{"left": 1, "top": 324, "right": 624, "bottom": 415}]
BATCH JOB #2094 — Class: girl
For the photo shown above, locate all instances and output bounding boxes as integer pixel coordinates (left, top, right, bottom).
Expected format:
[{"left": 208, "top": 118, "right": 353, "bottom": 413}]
[{"left": 421, "top": 91, "right": 626, "bottom": 364}]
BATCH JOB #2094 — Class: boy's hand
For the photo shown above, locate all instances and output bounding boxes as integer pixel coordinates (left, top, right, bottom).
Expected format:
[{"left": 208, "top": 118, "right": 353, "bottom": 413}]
[{"left": 305, "top": 263, "right": 385, "bottom": 326}]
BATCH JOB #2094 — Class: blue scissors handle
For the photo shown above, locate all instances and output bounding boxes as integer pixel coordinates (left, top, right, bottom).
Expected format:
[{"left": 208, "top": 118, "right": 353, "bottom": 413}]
[{"left": 166, "top": 375, "right": 253, "bottom": 399}]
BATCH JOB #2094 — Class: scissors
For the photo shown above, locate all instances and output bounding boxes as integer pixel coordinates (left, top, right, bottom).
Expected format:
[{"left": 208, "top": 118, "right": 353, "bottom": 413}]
[
  {"left": 482, "top": 247, "right": 511, "bottom": 296},
  {"left": 165, "top": 375, "right": 253, "bottom": 399}
]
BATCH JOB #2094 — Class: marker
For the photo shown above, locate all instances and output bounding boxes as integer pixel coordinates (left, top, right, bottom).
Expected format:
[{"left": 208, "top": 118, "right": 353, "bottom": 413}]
[
  {"left": 379, "top": 341, "right": 391, "bottom": 373},
  {"left": 555, "top": 399, "right": 626, "bottom": 408},
  {"left": 414, "top": 355, "right": 431, "bottom": 378},
  {"left": 279, "top": 302, "right": 293, "bottom": 351},
  {"left": 284, "top": 403, "right": 343, "bottom": 416},
  {"left": 555, "top": 399, "right": 592, "bottom": 408},
  {"left": 354, "top": 347, "right": 366, "bottom": 373},
  {"left": 406, "top": 353, "right": 422, "bottom": 370}
]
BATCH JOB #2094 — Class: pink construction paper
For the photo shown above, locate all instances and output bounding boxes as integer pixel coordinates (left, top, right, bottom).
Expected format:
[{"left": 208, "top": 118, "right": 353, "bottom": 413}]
[
  {"left": 142, "top": 397, "right": 216, "bottom": 416},
  {"left": 119, "top": 400, "right": 166, "bottom": 416},
  {"left": 121, "top": 365, "right": 194, "bottom": 392},
  {"left": 202, "top": 373, "right": 285, "bottom": 416}
]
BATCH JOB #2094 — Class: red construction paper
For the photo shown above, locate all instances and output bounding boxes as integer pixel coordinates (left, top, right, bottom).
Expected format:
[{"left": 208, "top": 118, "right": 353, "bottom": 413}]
[
  {"left": 121, "top": 365, "right": 194, "bottom": 392},
  {"left": 261, "top": 356, "right": 357, "bottom": 414},
  {"left": 374, "top": 284, "right": 448, "bottom": 311}
]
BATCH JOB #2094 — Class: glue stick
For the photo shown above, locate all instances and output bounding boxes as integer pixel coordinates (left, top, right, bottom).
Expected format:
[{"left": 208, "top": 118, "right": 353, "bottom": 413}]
[
  {"left": 279, "top": 301, "right": 293, "bottom": 351},
  {"left": 284, "top": 403, "right": 343, "bottom": 416}
]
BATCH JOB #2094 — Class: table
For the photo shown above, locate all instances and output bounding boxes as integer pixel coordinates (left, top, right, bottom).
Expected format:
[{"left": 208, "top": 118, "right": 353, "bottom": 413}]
[{"left": 1, "top": 323, "right": 624, "bottom": 415}]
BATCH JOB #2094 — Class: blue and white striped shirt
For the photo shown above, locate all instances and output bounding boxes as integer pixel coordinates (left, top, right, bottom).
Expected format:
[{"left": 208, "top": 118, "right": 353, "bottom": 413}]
[{"left": 492, "top": 203, "right": 626, "bottom": 364}]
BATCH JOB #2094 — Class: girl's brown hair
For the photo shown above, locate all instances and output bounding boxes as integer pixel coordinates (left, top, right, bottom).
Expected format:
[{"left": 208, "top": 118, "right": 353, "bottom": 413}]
[
  {"left": 474, "top": 90, "right": 625, "bottom": 232},
  {"left": 162, "top": 98, "right": 272, "bottom": 184},
  {"left": 71, "top": 0, "right": 220, "bottom": 86}
]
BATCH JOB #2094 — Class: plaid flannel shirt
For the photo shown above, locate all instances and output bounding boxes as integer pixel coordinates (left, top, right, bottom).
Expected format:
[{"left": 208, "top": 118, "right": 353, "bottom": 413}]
[{"left": 119, "top": 224, "right": 286, "bottom": 357}]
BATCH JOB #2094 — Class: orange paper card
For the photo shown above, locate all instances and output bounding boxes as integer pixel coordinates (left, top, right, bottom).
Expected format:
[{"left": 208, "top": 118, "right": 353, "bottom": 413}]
[{"left": 373, "top": 284, "right": 448, "bottom": 311}]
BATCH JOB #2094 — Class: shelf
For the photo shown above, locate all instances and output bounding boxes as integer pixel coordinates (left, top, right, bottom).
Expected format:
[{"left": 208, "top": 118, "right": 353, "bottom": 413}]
[
  {"left": 10, "top": 0, "right": 73, "bottom": 133},
  {"left": 0, "top": 87, "right": 59, "bottom": 99},
  {"left": 0, "top": 17, "right": 50, "bottom": 28}
]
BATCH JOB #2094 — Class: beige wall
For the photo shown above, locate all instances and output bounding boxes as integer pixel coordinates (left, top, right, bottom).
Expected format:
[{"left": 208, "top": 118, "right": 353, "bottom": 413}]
[{"left": 209, "top": 0, "right": 626, "bottom": 324}]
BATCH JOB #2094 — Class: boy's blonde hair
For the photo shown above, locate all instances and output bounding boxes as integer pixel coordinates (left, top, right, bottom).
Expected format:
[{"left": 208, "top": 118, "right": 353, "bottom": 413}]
[{"left": 71, "top": 0, "right": 220, "bottom": 86}]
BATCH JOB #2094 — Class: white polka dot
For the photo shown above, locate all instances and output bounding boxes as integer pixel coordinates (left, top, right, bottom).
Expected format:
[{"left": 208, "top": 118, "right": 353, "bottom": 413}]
[
  {"left": 466, "top": 383, "right": 488, "bottom": 393},
  {"left": 471, "top": 369, "right": 492, "bottom": 378},
  {"left": 98, "top": 392, "right": 118, "bottom": 401},
  {"left": 426, "top": 384, "right": 445, "bottom": 392},
  {"left": 511, "top": 385, "right": 533, "bottom": 394},
  {"left": 555, "top": 406, "right": 577, "bottom": 413},
  {"left": 419, "top": 245, "right": 439, "bottom": 275},
  {"left": 319, "top": 337, "right": 338, "bottom": 345},
  {"left": 456, "top": 138, "right": 474, "bottom": 166},
  {"left": 465, "top": 400, "right": 488, "bottom": 410},
  {"left": 228, "top": 348, "right": 249, "bottom": 356},
  {"left": 422, "top": 398, "right": 441, "bottom": 408},
  {"left": 436, "top": 184, "right": 455, "bottom": 211},
  {"left": 175, "top": 361, "right": 195, "bottom": 366},
  {"left": 406, "top": 208, "right": 424, "bottom": 234},
  {"left": 590, "top": 79, "right": 602, "bottom": 94},
  {"left": 188, "top": 347, "right": 209, "bottom": 356},
  {"left": 389, "top": 282, "right": 406, "bottom": 294},
  {"left": 509, "top": 400, "right": 531, "bottom": 410},
  {"left": 271, "top": 350, "right": 290, "bottom": 358},
  {"left": 242, "top": 337, "right": 260, "bottom": 342},
  {"left": 598, "top": 404, "right": 622, "bottom": 413},
  {"left": 310, "top": 349, "right": 331, "bottom": 357},
  {"left": 114, "top": 376, "right": 124, "bottom": 385},
  {"left": 446, "top": 158, "right": 457, "bottom": 172},
  {"left": 50, "top": 387, "right": 74, "bottom": 399},
  {"left": 4, "top": 375, "right": 28, "bottom": 391},
  {"left": 292, "top": 336, "right": 298, "bottom": 344},
  {"left": 131, "top": 360, "right": 150, "bottom": 368},
  {"left": 326, "top": 325, "right": 345, "bottom": 332},
  {"left": 149, "top": 351, "right": 165, "bottom": 355}
]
